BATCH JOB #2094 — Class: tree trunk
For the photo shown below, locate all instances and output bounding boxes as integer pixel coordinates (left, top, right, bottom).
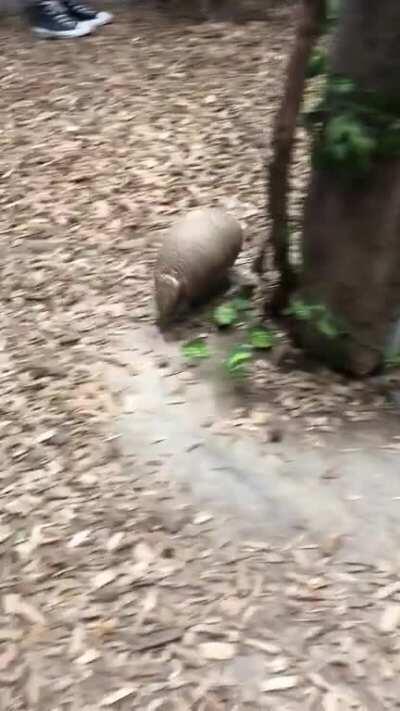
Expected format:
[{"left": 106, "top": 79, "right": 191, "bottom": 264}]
[{"left": 296, "top": 0, "right": 400, "bottom": 376}]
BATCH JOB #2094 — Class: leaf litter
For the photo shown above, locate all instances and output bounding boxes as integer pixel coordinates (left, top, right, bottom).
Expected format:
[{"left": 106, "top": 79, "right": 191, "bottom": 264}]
[{"left": 0, "top": 3, "right": 399, "bottom": 709}]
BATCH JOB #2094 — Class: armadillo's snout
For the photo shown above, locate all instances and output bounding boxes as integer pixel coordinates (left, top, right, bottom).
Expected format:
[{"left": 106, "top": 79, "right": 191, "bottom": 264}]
[{"left": 154, "top": 273, "right": 181, "bottom": 326}]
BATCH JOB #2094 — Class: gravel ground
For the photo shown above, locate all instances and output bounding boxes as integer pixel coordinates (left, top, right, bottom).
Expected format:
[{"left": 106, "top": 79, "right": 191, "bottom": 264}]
[{"left": 1, "top": 5, "right": 400, "bottom": 709}]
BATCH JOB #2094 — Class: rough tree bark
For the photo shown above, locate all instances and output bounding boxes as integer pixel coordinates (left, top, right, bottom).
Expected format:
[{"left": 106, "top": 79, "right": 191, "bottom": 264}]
[{"left": 295, "top": 0, "right": 400, "bottom": 375}]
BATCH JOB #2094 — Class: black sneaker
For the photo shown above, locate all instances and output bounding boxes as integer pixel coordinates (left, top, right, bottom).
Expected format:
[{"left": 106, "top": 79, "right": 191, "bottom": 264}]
[
  {"left": 28, "top": 0, "right": 93, "bottom": 38},
  {"left": 61, "top": 0, "right": 113, "bottom": 28}
]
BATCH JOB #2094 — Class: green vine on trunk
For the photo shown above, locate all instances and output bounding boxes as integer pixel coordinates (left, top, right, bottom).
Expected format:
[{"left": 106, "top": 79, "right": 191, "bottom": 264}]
[
  {"left": 285, "top": 297, "right": 347, "bottom": 340},
  {"left": 303, "top": 74, "right": 400, "bottom": 180},
  {"left": 303, "top": 2, "right": 400, "bottom": 180}
]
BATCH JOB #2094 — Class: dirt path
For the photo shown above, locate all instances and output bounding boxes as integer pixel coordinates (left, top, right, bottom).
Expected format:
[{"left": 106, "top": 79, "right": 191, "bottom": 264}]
[
  {"left": 1, "top": 6, "right": 400, "bottom": 709},
  {"left": 109, "top": 324, "right": 400, "bottom": 564}
]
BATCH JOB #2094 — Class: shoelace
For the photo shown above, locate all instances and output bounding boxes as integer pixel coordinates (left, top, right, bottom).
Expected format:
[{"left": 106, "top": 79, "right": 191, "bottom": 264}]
[
  {"left": 40, "top": 0, "right": 74, "bottom": 23},
  {"left": 65, "top": 0, "right": 95, "bottom": 14}
]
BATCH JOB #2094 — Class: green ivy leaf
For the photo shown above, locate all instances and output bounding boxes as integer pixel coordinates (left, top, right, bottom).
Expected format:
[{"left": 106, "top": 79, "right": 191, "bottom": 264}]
[
  {"left": 317, "top": 317, "right": 339, "bottom": 339},
  {"left": 330, "top": 78, "right": 355, "bottom": 98},
  {"left": 213, "top": 303, "right": 238, "bottom": 328},
  {"left": 324, "top": 114, "right": 376, "bottom": 172},
  {"left": 231, "top": 297, "right": 251, "bottom": 312},
  {"left": 182, "top": 337, "right": 210, "bottom": 361},
  {"left": 225, "top": 344, "right": 253, "bottom": 377},
  {"left": 306, "top": 48, "right": 327, "bottom": 79},
  {"left": 286, "top": 299, "right": 314, "bottom": 320},
  {"left": 249, "top": 328, "right": 275, "bottom": 350},
  {"left": 385, "top": 352, "right": 400, "bottom": 370},
  {"left": 325, "top": 114, "right": 353, "bottom": 144},
  {"left": 327, "top": 0, "right": 341, "bottom": 21},
  {"left": 330, "top": 142, "right": 348, "bottom": 162}
]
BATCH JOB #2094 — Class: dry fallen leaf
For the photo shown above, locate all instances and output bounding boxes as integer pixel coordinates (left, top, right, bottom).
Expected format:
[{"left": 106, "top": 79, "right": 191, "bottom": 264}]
[
  {"left": 0, "top": 645, "right": 17, "bottom": 671},
  {"left": 375, "top": 581, "right": 400, "bottom": 600},
  {"left": 94, "top": 200, "right": 112, "bottom": 219},
  {"left": 69, "top": 625, "right": 86, "bottom": 656},
  {"left": 131, "top": 628, "right": 183, "bottom": 653},
  {"left": 261, "top": 675, "right": 300, "bottom": 692},
  {"left": 219, "top": 596, "right": 244, "bottom": 617},
  {"left": 379, "top": 604, "right": 400, "bottom": 633},
  {"left": 17, "top": 525, "right": 43, "bottom": 560},
  {"left": 106, "top": 531, "right": 125, "bottom": 551},
  {"left": 92, "top": 569, "right": 117, "bottom": 591},
  {"left": 100, "top": 687, "right": 137, "bottom": 706},
  {"left": 267, "top": 656, "right": 290, "bottom": 674},
  {"left": 19, "top": 600, "right": 46, "bottom": 627},
  {"left": 92, "top": 619, "right": 117, "bottom": 638},
  {"left": 68, "top": 529, "right": 91, "bottom": 548},
  {"left": 142, "top": 588, "right": 158, "bottom": 614},
  {"left": 3, "top": 594, "right": 46, "bottom": 626},
  {"left": 245, "top": 639, "right": 282, "bottom": 655},
  {"left": 322, "top": 691, "right": 340, "bottom": 711},
  {"left": 0, "top": 525, "right": 12, "bottom": 543},
  {"left": 134, "top": 541, "right": 156, "bottom": 565},
  {"left": 25, "top": 669, "right": 41, "bottom": 706},
  {"left": 75, "top": 648, "right": 101, "bottom": 665},
  {"left": 199, "top": 642, "right": 236, "bottom": 661},
  {"left": 0, "top": 629, "right": 22, "bottom": 643},
  {"left": 193, "top": 512, "right": 214, "bottom": 525}
]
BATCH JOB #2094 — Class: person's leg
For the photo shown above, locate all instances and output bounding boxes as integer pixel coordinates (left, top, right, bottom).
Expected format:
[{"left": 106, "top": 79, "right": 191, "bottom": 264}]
[
  {"left": 26, "top": 0, "right": 94, "bottom": 37},
  {"left": 61, "top": 0, "right": 113, "bottom": 28}
]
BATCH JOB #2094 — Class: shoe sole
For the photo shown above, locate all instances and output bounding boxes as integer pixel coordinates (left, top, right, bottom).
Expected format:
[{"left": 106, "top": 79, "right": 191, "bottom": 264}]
[
  {"left": 85, "top": 11, "right": 113, "bottom": 28},
  {"left": 33, "top": 22, "right": 93, "bottom": 38}
]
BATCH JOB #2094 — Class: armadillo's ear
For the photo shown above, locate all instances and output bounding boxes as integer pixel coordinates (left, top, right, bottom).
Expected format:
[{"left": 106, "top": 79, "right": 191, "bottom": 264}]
[{"left": 155, "top": 274, "right": 181, "bottom": 326}]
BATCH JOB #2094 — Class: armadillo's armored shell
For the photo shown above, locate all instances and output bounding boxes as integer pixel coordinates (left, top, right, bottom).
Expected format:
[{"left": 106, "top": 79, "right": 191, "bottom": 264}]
[{"left": 154, "top": 207, "right": 243, "bottom": 325}]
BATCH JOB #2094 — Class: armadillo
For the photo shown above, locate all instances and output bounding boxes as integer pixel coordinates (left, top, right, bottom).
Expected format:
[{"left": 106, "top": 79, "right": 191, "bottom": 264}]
[{"left": 154, "top": 207, "right": 243, "bottom": 326}]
